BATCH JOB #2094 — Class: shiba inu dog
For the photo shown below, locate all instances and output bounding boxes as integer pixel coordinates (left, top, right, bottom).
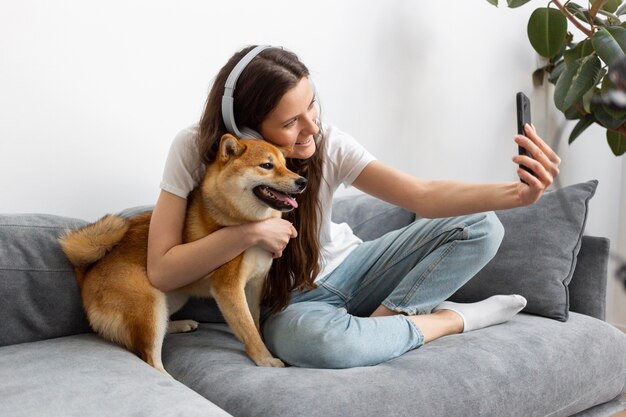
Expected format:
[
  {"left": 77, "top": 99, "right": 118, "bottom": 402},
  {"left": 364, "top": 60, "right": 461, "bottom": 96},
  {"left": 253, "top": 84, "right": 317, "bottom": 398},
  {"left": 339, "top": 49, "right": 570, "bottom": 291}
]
[{"left": 59, "top": 134, "right": 307, "bottom": 375}]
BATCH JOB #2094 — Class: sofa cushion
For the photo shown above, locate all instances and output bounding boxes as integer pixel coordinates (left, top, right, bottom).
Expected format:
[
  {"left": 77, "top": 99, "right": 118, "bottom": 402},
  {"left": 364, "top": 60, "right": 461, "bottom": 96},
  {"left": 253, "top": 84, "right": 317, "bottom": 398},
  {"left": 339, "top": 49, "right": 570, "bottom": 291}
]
[
  {"left": 162, "top": 313, "right": 626, "bottom": 417},
  {"left": 0, "top": 333, "right": 232, "bottom": 417},
  {"left": 0, "top": 214, "right": 91, "bottom": 346},
  {"left": 451, "top": 180, "right": 597, "bottom": 321}
]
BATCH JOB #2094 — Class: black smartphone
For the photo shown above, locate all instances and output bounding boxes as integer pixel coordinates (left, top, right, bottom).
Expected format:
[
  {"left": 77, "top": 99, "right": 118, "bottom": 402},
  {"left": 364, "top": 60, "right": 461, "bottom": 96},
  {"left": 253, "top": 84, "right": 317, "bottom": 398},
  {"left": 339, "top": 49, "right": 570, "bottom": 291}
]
[{"left": 516, "top": 92, "right": 534, "bottom": 180}]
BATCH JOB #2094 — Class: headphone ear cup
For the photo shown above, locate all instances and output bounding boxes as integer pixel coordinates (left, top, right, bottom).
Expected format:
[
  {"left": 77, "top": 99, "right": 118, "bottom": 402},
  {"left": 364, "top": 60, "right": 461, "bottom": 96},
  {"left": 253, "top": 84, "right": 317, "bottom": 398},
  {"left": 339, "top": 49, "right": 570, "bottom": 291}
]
[{"left": 238, "top": 127, "right": 263, "bottom": 140}]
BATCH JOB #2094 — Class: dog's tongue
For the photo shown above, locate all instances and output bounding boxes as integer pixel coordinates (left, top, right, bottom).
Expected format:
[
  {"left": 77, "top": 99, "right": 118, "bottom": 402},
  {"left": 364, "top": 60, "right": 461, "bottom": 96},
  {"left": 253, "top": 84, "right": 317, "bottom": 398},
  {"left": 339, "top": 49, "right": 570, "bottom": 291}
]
[{"left": 274, "top": 190, "right": 298, "bottom": 209}]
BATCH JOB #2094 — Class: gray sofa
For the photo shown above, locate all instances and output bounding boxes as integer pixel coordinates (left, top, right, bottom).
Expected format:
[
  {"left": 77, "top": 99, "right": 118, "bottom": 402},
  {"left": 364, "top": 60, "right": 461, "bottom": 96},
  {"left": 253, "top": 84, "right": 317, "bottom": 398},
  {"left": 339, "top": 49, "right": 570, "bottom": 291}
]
[{"left": 1, "top": 180, "right": 625, "bottom": 417}]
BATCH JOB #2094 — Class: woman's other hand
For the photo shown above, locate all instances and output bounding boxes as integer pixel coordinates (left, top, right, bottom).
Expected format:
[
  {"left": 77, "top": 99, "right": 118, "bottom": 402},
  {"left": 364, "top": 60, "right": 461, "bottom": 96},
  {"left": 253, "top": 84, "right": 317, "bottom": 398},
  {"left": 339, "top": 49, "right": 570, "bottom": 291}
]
[{"left": 251, "top": 217, "right": 298, "bottom": 258}]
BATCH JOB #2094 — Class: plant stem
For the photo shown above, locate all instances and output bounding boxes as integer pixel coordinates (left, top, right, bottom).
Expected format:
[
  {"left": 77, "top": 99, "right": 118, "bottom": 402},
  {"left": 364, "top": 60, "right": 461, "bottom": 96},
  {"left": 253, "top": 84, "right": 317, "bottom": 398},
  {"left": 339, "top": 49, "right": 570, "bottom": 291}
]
[
  {"left": 589, "top": 0, "right": 608, "bottom": 22},
  {"left": 552, "top": 0, "right": 594, "bottom": 37}
]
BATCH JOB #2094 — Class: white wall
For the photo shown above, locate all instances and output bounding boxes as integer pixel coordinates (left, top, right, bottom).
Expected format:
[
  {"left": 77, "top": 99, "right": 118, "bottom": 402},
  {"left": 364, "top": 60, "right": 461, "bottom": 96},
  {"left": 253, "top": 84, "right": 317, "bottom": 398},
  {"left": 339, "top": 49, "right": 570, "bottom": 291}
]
[{"left": 1, "top": 0, "right": 624, "bottom": 326}]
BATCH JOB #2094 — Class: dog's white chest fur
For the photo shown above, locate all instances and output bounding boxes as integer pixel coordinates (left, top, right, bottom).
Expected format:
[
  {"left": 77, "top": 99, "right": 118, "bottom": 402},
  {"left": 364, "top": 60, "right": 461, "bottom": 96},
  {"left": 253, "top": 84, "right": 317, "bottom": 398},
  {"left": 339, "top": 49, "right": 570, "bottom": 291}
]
[{"left": 240, "top": 246, "right": 273, "bottom": 282}]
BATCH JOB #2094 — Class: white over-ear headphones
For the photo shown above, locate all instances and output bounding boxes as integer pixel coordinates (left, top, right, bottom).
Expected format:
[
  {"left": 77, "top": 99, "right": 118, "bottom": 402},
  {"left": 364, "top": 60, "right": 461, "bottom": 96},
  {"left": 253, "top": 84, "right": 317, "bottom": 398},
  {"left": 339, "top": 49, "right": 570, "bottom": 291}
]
[
  {"left": 221, "top": 45, "right": 274, "bottom": 140},
  {"left": 221, "top": 45, "right": 319, "bottom": 141}
]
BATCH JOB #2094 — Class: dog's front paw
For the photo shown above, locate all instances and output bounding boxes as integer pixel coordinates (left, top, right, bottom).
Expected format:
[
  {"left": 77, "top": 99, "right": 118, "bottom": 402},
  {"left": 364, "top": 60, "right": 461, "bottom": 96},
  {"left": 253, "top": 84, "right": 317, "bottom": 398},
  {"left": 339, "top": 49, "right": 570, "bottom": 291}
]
[
  {"left": 168, "top": 319, "right": 199, "bottom": 334},
  {"left": 255, "top": 356, "right": 285, "bottom": 368}
]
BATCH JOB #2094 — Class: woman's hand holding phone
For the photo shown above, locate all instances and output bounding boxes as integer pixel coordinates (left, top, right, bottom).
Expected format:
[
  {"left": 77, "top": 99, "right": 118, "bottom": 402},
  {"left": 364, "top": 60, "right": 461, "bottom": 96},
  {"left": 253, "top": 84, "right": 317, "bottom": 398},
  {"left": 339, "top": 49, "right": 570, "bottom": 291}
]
[
  {"left": 513, "top": 93, "right": 561, "bottom": 205},
  {"left": 513, "top": 95, "right": 561, "bottom": 205}
]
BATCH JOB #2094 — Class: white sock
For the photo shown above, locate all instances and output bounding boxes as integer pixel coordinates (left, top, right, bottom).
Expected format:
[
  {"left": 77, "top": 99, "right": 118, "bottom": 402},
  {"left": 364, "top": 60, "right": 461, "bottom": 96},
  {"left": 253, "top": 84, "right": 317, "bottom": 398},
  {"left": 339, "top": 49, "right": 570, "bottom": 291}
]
[{"left": 433, "top": 294, "right": 527, "bottom": 333}]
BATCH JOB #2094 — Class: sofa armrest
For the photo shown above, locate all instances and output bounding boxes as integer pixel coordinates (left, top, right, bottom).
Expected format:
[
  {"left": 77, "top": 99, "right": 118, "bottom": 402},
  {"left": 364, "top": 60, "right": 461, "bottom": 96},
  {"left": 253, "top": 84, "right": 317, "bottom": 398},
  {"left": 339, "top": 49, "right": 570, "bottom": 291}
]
[{"left": 568, "top": 235, "right": 610, "bottom": 321}]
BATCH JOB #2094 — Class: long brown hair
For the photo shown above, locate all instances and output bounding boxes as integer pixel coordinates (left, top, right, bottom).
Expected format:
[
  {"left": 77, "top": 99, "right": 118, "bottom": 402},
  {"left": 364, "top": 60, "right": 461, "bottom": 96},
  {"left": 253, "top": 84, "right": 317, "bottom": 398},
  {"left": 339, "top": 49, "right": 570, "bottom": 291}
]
[{"left": 197, "top": 46, "right": 324, "bottom": 313}]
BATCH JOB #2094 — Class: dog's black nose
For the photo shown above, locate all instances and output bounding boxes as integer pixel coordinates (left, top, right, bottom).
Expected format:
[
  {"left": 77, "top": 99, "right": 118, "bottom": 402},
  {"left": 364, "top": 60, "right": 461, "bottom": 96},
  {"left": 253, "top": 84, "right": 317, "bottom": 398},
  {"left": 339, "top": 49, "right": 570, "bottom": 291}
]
[{"left": 295, "top": 177, "right": 308, "bottom": 191}]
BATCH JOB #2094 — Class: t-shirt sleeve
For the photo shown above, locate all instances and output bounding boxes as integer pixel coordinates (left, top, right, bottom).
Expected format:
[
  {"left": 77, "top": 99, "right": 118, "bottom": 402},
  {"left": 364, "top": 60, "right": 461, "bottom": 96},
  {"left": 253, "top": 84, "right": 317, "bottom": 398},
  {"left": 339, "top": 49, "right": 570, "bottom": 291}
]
[
  {"left": 325, "top": 126, "right": 377, "bottom": 188},
  {"left": 159, "top": 126, "right": 203, "bottom": 199}
]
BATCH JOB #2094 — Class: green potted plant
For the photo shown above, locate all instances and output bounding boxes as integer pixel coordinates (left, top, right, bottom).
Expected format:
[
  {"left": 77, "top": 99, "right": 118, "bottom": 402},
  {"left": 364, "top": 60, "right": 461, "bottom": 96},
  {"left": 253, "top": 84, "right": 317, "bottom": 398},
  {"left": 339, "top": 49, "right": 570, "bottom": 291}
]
[{"left": 488, "top": 0, "right": 626, "bottom": 156}]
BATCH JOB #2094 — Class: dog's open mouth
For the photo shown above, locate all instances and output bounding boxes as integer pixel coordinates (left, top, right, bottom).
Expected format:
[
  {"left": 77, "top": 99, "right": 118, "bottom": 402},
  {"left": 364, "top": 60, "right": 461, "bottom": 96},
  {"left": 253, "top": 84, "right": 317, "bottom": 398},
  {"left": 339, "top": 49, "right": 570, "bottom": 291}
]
[{"left": 253, "top": 186, "right": 299, "bottom": 212}]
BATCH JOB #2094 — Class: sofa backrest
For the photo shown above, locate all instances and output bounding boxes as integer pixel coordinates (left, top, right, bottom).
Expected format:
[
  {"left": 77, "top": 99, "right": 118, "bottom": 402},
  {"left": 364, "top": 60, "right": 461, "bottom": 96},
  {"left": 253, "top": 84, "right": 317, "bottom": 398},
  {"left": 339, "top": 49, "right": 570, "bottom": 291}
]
[{"left": 0, "top": 213, "right": 91, "bottom": 347}]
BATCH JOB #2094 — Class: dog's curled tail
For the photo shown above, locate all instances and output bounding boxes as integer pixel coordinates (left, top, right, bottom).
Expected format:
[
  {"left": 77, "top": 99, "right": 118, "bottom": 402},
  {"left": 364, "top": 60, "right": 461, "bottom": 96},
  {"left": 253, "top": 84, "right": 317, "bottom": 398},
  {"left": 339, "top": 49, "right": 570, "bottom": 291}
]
[{"left": 59, "top": 215, "right": 129, "bottom": 268}]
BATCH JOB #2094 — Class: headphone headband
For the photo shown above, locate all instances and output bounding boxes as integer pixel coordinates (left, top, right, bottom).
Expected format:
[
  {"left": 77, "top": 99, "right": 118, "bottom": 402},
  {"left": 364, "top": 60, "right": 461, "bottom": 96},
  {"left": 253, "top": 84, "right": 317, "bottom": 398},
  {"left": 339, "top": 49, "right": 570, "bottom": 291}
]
[{"left": 221, "top": 45, "right": 276, "bottom": 140}]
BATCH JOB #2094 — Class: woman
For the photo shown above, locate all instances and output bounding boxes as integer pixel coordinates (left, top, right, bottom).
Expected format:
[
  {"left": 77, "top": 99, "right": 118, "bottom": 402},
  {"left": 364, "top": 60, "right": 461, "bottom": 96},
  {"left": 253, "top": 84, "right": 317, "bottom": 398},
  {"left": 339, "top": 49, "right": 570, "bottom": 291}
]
[{"left": 147, "top": 45, "right": 561, "bottom": 369}]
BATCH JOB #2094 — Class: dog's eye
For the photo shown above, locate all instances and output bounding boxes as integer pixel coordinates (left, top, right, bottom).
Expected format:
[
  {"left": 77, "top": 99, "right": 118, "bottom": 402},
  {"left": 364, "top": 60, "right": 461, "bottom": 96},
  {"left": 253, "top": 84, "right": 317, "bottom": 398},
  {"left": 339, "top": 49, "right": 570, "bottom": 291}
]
[{"left": 259, "top": 163, "right": 274, "bottom": 170}]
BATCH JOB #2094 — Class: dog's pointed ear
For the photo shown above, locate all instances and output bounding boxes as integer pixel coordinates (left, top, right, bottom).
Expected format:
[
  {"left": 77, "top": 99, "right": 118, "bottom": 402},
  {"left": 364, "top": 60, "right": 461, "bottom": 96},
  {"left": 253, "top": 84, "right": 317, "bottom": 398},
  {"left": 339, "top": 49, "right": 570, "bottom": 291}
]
[
  {"left": 219, "top": 134, "right": 245, "bottom": 162},
  {"left": 277, "top": 146, "right": 291, "bottom": 157}
]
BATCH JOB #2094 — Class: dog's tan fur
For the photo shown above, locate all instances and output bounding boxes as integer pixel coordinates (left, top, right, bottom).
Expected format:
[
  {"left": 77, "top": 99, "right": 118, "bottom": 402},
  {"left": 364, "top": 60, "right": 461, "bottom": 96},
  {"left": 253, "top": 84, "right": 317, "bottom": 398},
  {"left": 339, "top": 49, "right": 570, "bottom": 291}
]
[{"left": 59, "top": 135, "right": 306, "bottom": 375}]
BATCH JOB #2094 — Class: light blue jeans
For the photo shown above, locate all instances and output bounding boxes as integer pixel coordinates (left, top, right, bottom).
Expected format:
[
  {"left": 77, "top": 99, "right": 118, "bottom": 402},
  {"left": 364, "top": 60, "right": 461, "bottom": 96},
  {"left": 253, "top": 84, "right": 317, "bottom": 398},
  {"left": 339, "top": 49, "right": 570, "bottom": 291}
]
[{"left": 262, "top": 212, "right": 504, "bottom": 369}]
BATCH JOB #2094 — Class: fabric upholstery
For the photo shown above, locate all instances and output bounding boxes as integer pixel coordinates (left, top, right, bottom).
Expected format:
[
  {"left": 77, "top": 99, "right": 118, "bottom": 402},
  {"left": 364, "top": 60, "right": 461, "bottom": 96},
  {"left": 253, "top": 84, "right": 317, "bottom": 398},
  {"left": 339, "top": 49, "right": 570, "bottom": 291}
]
[
  {"left": 451, "top": 180, "right": 598, "bottom": 321},
  {"left": 0, "top": 333, "right": 232, "bottom": 417},
  {"left": 0, "top": 214, "right": 91, "bottom": 346},
  {"left": 162, "top": 312, "right": 626, "bottom": 417}
]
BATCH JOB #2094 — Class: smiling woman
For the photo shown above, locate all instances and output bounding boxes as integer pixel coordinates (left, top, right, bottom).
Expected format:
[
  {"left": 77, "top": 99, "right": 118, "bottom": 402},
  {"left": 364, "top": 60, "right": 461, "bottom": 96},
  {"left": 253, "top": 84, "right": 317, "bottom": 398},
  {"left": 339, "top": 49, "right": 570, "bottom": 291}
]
[
  {"left": 259, "top": 77, "right": 320, "bottom": 160},
  {"left": 142, "top": 43, "right": 566, "bottom": 371}
]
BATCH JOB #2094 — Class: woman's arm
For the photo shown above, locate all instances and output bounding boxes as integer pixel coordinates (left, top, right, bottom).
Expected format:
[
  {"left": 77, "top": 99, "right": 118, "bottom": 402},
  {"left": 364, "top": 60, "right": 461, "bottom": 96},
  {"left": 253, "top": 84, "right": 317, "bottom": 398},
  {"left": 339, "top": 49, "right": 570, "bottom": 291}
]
[
  {"left": 352, "top": 124, "right": 561, "bottom": 218},
  {"left": 147, "top": 190, "right": 297, "bottom": 292}
]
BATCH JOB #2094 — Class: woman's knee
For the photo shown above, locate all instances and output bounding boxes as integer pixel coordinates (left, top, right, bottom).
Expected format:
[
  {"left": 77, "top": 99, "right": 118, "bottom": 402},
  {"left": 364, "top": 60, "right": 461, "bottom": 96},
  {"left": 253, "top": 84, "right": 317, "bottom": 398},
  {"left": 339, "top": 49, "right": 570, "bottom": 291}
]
[
  {"left": 262, "top": 303, "right": 366, "bottom": 369},
  {"left": 461, "top": 211, "right": 504, "bottom": 257},
  {"left": 478, "top": 211, "right": 504, "bottom": 256}
]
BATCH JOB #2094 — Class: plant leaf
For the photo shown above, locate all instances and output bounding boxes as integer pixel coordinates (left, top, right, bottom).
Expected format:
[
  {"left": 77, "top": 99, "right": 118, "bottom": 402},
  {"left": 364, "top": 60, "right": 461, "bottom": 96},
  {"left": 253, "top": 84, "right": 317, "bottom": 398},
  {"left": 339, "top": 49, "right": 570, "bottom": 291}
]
[
  {"left": 548, "top": 59, "right": 566, "bottom": 84},
  {"left": 569, "top": 115, "right": 596, "bottom": 143},
  {"left": 508, "top": 0, "right": 531, "bottom": 7},
  {"left": 606, "top": 129, "right": 626, "bottom": 154},
  {"left": 528, "top": 8, "right": 568, "bottom": 58},
  {"left": 554, "top": 55, "right": 602, "bottom": 111},
  {"left": 487, "top": 0, "right": 498, "bottom": 6},
  {"left": 564, "top": 39, "right": 595, "bottom": 65},
  {"left": 582, "top": 87, "right": 599, "bottom": 113},
  {"left": 591, "top": 26, "right": 626, "bottom": 65},
  {"left": 564, "top": 103, "right": 586, "bottom": 119},
  {"left": 605, "top": 102, "right": 626, "bottom": 119},
  {"left": 533, "top": 68, "right": 545, "bottom": 86},
  {"left": 598, "top": 73, "right": 626, "bottom": 120},
  {"left": 566, "top": 3, "right": 591, "bottom": 23},
  {"left": 594, "top": 104, "right": 626, "bottom": 128},
  {"left": 602, "top": 0, "right": 621, "bottom": 13}
]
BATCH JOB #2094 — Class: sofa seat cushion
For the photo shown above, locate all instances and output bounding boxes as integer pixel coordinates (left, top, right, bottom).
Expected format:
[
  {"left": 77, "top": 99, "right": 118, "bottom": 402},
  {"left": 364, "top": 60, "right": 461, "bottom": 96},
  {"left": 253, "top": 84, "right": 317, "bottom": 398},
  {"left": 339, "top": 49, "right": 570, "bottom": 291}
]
[
  {"left": 162, "top": 313, "right": 626, "bottom": 417},
  {"left": 0, "top": 334, "right": 232, "bottom": 417}
]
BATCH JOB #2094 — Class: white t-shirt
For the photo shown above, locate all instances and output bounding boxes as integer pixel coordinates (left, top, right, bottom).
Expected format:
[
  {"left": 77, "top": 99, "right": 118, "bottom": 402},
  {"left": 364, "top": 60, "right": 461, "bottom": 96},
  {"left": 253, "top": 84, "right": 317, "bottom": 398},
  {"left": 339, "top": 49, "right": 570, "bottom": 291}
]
[{"left": 160, "top": 124, "right": 377, "bottom": 281}]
